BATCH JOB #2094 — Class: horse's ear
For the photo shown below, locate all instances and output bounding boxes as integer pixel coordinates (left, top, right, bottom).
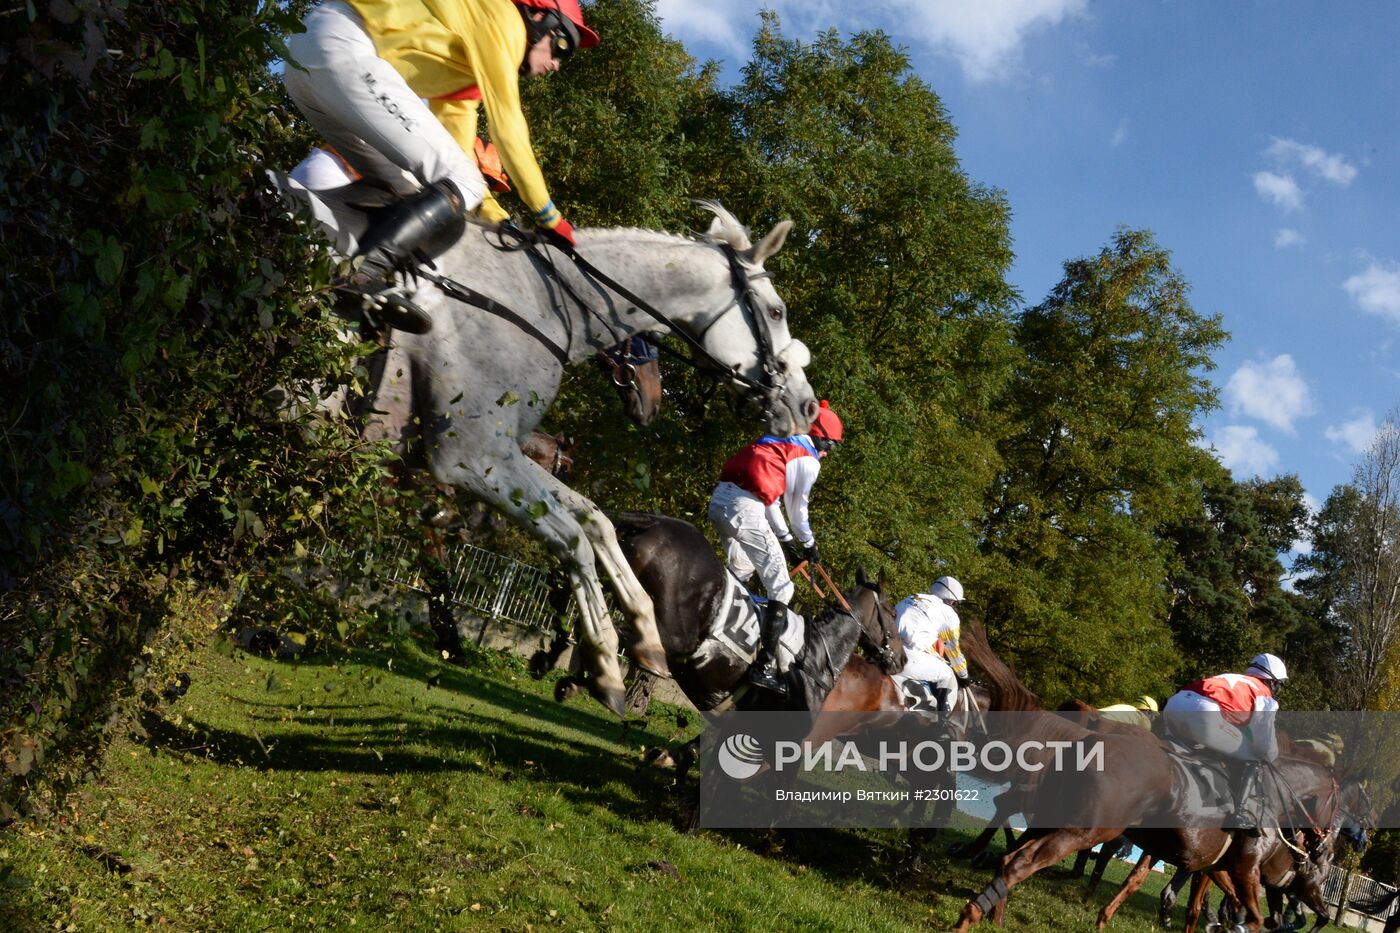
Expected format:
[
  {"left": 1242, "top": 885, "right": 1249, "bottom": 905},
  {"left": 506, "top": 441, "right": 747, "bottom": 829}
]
[
  {"left": 855, "top": 565, "right": 867, "bottom": 586},
  {"left": 877, "top": 568, "right": 887, "bottom": 592},
  {"left": 749, "top": 219, "right": 793, "bottom": 266}
]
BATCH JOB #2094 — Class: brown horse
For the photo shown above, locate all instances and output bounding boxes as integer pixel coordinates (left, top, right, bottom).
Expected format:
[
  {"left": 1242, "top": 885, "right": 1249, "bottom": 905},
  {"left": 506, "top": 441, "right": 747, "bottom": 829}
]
[
  {"left": 1151, "top": 769, "right": 1374, "bottom": 933},
  {"left": 951, "top": 632, "right": 1303, "bottom": 933}
]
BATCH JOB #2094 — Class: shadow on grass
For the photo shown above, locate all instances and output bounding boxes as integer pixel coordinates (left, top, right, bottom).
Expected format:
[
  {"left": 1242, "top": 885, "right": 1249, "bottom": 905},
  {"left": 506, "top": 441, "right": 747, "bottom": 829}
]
[{"left": 143, "top": 643, "right": 694, "bottom": 825}]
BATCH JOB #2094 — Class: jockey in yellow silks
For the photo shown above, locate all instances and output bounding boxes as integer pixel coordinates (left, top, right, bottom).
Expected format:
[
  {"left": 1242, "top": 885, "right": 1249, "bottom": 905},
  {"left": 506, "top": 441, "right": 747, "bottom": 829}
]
[{"left": 282, "top": 0, "right": 595, "bottom": 326}]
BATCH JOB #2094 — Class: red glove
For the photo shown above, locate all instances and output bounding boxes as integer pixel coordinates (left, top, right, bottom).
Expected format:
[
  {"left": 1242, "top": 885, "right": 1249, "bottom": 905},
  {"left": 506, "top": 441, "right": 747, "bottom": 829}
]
[{"left": 544, "top": 218, "right": 575, "bottom": 249}]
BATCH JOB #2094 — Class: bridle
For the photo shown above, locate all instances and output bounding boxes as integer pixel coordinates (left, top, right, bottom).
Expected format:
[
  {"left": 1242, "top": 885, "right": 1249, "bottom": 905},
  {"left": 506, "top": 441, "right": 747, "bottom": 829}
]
[
  {"left": 595, "top": 333, "right": 658, "bottom": 394},
  {"left": 415, "top": 225, "right": 799, "bottom": 426},
  {"left": 853, "top": 581, "right": 901, "bottom": 672}
]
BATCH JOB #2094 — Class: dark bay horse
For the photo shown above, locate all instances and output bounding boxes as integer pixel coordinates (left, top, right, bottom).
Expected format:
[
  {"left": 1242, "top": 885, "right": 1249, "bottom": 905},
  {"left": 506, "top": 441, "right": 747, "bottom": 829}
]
[
  {"left": 547, "top": 511, "right": 895, "bottom": 716},
  {"left": 597, "top": 334, "right": 663, "bottom": 427}
]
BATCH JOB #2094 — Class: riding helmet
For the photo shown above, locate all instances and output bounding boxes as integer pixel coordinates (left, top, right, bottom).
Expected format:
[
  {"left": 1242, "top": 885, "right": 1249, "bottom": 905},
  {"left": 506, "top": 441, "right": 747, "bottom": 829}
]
[
  {"left": 809, "top": 399, "right": 843, "bottom": 443},
  {"left": 1245, "top": 652, "right": 1288, "bottom": 682}
]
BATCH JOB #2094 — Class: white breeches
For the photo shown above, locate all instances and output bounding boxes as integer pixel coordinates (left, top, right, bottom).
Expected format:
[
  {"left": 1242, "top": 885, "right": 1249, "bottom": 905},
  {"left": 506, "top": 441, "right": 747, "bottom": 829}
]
[
  {"left": 707, "top": 481, "right": 794, "bottom": 605},
  {"left": 1163, "top": 690, "right": 1272, "bottom": 762},
  {"left": 283, "top": 1, "right": 486, "bottom": 206},
  {"left": 902, "top": 649, "right": 956, "bottom": 697}
]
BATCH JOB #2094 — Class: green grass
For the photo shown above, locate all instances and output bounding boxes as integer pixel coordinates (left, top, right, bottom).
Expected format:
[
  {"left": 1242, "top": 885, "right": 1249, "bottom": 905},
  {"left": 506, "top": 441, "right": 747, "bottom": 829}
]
[{"left": 1, "top": 634, "right": 1328, "bottom": 932}]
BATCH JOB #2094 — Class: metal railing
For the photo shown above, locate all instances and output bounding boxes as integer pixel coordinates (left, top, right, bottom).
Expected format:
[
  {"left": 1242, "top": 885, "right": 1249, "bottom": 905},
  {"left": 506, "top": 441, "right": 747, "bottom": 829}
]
[
  {"left": 372, "top": 536, "right": 574, "bottom": 634},
  {"left": 1326, "top": 867, "right": 1400, "bottom": 920}
]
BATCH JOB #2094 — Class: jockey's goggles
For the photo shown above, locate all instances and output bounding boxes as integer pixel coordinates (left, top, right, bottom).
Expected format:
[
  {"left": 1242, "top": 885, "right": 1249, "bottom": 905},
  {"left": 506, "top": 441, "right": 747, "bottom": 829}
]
[
  {"left": 542, "top": 11, "right": 579, "bottom": 60},
  {"left": 813, "top": 436, "right": 839, "bottom": 454}
]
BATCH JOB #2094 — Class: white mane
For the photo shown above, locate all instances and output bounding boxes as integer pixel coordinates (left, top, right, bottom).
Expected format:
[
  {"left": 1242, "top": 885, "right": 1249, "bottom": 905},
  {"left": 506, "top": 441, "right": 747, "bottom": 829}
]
[{"left": 694, "top": 199, "right": 752, "bottom": 250}]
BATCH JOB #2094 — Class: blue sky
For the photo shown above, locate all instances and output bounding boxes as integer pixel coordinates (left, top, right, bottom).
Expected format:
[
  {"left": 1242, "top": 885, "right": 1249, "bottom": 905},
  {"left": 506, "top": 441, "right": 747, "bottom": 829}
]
[{"left": 651, "top": 0, "right": 1400, "bottom": 517}]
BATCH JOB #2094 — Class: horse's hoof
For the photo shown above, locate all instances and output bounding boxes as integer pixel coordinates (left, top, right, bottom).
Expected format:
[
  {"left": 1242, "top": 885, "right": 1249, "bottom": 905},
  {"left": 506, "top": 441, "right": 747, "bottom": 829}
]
[
  {"left": 554, "top": 678, "right": 582, "bottom": 703},
  {"left": 631, "top": 643, "right": 672, "bottom": 680},
  {"left": 595, "top": 682, "right": 627, "bottom": 717}
]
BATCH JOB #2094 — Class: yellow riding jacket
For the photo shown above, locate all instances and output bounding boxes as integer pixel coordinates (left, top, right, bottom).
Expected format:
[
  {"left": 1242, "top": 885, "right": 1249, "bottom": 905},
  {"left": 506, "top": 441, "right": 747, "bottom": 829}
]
[{"left": 347, "top": 0, "right": 561, "bottom": 227}]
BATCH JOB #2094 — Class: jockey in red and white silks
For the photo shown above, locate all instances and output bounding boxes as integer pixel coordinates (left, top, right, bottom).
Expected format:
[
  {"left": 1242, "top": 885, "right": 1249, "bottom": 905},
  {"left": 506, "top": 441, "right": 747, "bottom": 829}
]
[
  {"left": 895, "top": 576, "right": 967, "bottom": 710},
  {"left": 707, "top": 434, "right": 822, "bottom": 605},
  {"left": 1164, "top": 654, "right": 1286, "bottom": 763}
]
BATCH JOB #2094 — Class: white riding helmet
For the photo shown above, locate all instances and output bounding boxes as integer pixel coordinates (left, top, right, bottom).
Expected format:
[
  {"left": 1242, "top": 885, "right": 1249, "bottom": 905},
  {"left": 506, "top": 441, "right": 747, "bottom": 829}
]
[
  {"left": 931, "top": 576, "right": 964, "bottom": 604},
  {"left": 1245, "top": 653, "right": 1288, "bottom": 682}
]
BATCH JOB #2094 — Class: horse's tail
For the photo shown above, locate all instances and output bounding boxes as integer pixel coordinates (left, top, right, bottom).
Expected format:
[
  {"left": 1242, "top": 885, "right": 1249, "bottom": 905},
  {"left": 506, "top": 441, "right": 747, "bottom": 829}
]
[{"left": 961, "top": 621, "right": 1043, "bottom": 713}]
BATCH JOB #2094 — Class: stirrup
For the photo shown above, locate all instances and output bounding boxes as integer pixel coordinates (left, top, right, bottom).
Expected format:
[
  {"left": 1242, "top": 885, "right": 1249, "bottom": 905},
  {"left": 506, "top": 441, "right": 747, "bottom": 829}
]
[
  {"left": 749, "top": 662, "right": 788, "bottom": 696},
  {"left": 365, "top": 288, "right": 434, "bottom": 335}
]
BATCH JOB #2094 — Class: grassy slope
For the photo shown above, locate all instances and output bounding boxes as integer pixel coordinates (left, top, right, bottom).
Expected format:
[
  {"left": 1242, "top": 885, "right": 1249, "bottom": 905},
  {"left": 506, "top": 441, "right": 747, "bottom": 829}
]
[{"left": 3, "top": 636, "right": 1277, "bottom": 932}]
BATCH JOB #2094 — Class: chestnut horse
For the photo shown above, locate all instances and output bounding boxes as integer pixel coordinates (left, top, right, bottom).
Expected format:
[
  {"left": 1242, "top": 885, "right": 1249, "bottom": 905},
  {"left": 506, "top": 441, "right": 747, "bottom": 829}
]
[
  {"left": 1147, "top": 769, "right": 1373, "bottom": 933},
  {"left": 951, "top": 632, "right": 1301, "bottom": 933}
]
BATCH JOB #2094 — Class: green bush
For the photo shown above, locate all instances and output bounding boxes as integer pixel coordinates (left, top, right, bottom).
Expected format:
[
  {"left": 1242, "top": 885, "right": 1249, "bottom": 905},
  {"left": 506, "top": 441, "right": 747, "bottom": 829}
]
[{"left": 0, "top": 0, "right": 401, "bottom": 819}]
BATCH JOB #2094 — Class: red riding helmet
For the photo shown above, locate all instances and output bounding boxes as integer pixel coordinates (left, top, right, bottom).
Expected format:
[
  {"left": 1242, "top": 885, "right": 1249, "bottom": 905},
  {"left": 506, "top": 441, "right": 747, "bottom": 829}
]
[
  {"left": 810, "top": 400, "right": 843, "bottom": 444},
  {"left": 515, "top": 0, "right": 599, "bottom": 50}
]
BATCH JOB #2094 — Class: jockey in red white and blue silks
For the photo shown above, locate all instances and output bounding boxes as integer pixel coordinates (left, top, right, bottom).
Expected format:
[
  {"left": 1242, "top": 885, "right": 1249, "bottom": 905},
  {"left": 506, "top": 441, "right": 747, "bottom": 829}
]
[
  {"left": 708, "top": 435, "right": 820, "bottom": 606},
  {"left": 1163, "top": 653, "right": 1287, "bottom": 832},
  {"left": 707, "top": 401, "right": 842, "bottom": 606},
  {"left": 1163, "top": 654, "right": 1286, "bottom": 763}
]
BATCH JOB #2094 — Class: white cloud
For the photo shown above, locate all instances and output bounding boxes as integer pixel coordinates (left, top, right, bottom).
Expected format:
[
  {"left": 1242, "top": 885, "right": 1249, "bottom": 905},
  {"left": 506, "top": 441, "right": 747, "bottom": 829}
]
[
  {"left": 654, "top": 0, "right": 752, "bottom": 53},
  {"left": 1273, "top": 228, "right": 1305, "bottom": 249},
  {"left": 1110, "top": 120, "right": 1128, "bottom": 148},
  {"left": 1209, "top": 425, "right": 1279, "bottom": 478},
  {"left": 1224, "top": 354, "right": 1316, "bottom": 433},
  {"left": 1344, "top": 261, "right": 1400, "bottom": 324},
  {"left": 654, "top": 0, "right": 1090, "bottom": 80},
  {"left": 1253, "top": 171, "right": 1304, "bottom": 212},
  {"left": 1325, "top": 411, "right": 1379, "bottom": 454},
  {"left": 1265, "top": 138, "right": 1358, "bottom": 186},
  {"left": 885, "top": 0, "right": 1090, "bottom": 82}
]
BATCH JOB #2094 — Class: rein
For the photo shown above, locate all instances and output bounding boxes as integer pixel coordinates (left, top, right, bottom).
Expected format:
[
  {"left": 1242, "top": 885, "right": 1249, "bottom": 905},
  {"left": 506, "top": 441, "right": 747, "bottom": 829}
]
[{"left": 420, "top": 224, "right": 787, "bottom": 399}]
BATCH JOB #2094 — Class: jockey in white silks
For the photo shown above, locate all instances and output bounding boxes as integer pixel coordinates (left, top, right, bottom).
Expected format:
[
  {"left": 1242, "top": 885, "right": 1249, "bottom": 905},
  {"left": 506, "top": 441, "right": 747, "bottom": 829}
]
[
  {"left": 707, "top": 401, "right": 843, "bottom": 696},
  {"left": 1163, "top": 653, "right": 1287, "bottom": 835},
  {"left": 280, "top": 0, "right": 595, "bottom": 330},
  {"left": 895, "top": 576, "right": 968, "bottom": 712}
]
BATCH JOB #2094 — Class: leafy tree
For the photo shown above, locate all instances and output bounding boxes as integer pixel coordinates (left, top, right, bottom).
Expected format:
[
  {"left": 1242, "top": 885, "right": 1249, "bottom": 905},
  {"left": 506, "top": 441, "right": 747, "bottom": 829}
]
[
  {"left": 1293, "top": 413, "right": 1400, "bottom": 712},
  {"left": 688, "top": 17, "right": 1018, "bottom": 600},
  {"left": 980, "top": 229, "right": 1228, "bottom": 703},
  {"left": 1161, "top": 465, "right": 1308, "bottom": 685}
]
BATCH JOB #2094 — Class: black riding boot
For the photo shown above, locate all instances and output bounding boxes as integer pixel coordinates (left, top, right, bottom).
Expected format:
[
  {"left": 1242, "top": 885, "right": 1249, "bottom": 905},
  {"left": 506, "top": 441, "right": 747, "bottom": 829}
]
[
  {"left": 353, "top": 180, "right": 467, "bottom": 335},
  {"left": 749, "top": 604, "right": 790, "bottom": 696},
  {"left": 1230, "top": 761, "right": 1264, "bottom": 837}
]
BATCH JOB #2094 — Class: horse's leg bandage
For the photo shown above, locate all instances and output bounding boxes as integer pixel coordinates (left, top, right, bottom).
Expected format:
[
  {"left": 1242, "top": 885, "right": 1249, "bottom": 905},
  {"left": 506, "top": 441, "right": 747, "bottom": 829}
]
[{"left": 973, "top": 876, "right": 1009, "bottom": 916}]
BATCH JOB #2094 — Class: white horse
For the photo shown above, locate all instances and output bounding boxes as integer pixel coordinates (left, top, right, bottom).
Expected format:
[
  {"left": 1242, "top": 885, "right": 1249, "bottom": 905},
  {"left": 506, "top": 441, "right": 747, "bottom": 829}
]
[{"left": 271, "top": 175, "right": 819, "bottom": 715}]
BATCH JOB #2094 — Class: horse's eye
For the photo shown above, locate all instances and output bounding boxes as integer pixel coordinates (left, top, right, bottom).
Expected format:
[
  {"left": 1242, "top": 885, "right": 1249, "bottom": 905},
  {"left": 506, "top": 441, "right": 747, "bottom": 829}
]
[{"left": 769, "top": 304, "right": 785, "bottom": 321}]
